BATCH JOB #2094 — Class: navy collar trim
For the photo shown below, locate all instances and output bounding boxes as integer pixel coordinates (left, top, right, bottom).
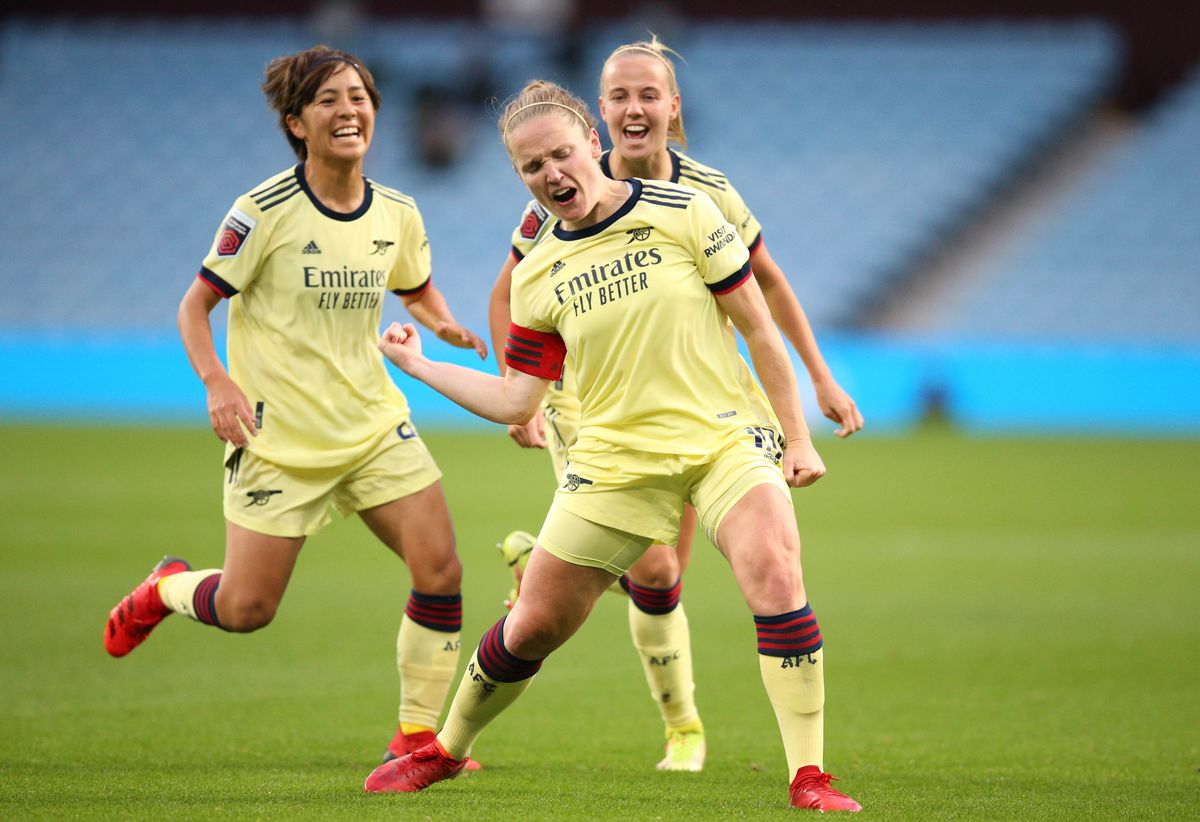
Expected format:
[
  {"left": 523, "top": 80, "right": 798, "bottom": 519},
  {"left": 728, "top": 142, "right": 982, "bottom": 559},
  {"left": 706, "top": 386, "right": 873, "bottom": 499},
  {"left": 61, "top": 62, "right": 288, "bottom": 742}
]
[
  {"left": 552, "top": 179, "right": 642, "bottom": 241},
  {"left": 295, "top": 161, "right": 372, "bottom": 221}
]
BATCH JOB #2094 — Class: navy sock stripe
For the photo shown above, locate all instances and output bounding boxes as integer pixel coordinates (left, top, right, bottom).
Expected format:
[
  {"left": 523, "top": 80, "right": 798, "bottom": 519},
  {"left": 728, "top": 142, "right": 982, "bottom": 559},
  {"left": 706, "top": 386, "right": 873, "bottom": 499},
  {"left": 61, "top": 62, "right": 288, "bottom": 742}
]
[
  {"left": 476, "top": 616, "right": 542, "bottom": 683},
  {"left": 405, "top": 590, "right": 462, "bottom": 632},
  {"left": 755, "top": 604, "right": 823, "bottom": 657},
  {"left": 193, "top": 573, "right": 223, "bottom": 628},
  {"left": 620, "top": 576, "right": 682, "bottom": 615}
]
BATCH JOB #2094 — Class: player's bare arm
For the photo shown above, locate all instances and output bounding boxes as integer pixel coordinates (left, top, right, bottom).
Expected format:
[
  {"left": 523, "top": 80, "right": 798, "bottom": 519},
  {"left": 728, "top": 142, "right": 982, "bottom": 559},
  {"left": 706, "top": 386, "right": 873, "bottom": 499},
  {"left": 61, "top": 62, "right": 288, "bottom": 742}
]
[
  {"left": 379, "top": 322, "right": 548, "bottom": 424},
  {"left": 177, "top": 279, "right": 257, "bottom": 447},
  {"left": 750, "top": 242, "right": 863, "bottom": 438},
  {"left": 715, "top": 277, "right": 826, "bottom": 488},
  {"left": 400, "top": 285, "right": 488, "bottom": 359}
]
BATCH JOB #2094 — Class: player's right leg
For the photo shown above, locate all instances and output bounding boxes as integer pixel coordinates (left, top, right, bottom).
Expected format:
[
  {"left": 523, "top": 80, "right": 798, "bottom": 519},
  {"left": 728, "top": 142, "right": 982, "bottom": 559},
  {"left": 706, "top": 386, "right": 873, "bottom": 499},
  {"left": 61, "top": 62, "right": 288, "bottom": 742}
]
[{"left": 105, "top": 522, "right": 305, "bottom": 655}]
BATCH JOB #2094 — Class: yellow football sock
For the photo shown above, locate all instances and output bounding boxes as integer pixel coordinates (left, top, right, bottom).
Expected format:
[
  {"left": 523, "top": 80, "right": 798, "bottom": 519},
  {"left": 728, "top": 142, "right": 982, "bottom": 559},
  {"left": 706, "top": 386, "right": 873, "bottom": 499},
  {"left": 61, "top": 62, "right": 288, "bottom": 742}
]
[
  {"left": 758, "top": 647, "right": 825, "bottom": 778},
  {"left": 628, "top": 601, "right": 701, "bottom": 730},
  {"left": 437, "top": 649, "right": 537, "bottom": 760},
  {"left": 396, "top": 615, "right": 461, "bottom": 730},
  {"left": 157, "top": 570, "right": 222, "bottom": 623}
]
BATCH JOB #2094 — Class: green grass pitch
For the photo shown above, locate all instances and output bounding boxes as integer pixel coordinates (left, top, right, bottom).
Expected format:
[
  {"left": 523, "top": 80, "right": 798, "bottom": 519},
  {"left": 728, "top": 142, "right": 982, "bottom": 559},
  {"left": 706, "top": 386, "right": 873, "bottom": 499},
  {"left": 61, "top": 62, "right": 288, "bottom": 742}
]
[{"left": 1, "top": 424, "right": 1197, "bottom": 819}]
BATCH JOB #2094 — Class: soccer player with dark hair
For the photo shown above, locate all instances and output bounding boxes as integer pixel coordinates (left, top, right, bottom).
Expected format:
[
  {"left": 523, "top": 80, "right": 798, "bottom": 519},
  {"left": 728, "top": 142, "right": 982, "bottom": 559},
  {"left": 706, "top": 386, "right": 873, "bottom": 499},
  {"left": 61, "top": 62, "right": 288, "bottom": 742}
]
[
  {"left": 487, "top": 36, "right": 864, "bottom": 773},
  {"left": 367, "top": 79, "right": 861, "bottom": 813},
  {"left": 102, "top": 44, "right": 487, "bottom": 768}
]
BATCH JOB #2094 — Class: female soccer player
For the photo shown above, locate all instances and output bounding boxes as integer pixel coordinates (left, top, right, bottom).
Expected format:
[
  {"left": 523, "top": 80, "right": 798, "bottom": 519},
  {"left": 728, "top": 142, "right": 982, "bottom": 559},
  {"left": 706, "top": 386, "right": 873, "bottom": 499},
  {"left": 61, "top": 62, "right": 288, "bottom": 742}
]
[
  {"left": 102, "top": 45, "right": 487, "bottom": 767},
  {"left": 367, "top": 80, "right": 861, "bottom": 812},
  {"left": 487, "top": 36, "right": 864, "bottom": 772}
]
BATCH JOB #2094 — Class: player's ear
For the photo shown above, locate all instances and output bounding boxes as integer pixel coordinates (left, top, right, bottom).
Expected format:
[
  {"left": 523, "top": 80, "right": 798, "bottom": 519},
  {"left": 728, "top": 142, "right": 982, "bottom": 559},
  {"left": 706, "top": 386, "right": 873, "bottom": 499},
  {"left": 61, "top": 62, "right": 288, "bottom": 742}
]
[
  {"left": 285, "top": 113, "right": 306, "bottom": 142},
  {"left": 589, "top": 127, "right": 602, "bottom": 159},
  {"left": 669, "top": 92, "right": 681, "bottom": 121}
]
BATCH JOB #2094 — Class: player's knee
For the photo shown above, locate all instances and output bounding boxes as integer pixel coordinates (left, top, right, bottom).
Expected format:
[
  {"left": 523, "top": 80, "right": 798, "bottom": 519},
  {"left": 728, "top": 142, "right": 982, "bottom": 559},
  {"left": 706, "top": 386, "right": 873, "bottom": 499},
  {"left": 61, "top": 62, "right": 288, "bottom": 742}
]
[
  {"left": 412, "top": 551, "right": 462, "bottom": 595},
  {"left": 503, "top": 611, "right": 568, "bottom": 659},
  {"left": 626, "top": 544, "right": 679, "bottom": 589},
  {"left": 217, "top": 594, "right": 278, "bottom": 632}
]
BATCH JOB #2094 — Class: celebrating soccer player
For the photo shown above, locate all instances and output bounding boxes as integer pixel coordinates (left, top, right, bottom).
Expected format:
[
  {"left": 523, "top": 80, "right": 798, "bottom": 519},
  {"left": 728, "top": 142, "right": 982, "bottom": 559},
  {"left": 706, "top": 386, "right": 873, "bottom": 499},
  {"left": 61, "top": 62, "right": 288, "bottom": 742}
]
[
  {"left": 487, "top": 36, "right": 864, "bottom": 773},
  {"left": 367, "top": 80, "right": 861, "bottom": 812},
  {"left": 102, "top": 45, "right": 488, "bottom": 768}
]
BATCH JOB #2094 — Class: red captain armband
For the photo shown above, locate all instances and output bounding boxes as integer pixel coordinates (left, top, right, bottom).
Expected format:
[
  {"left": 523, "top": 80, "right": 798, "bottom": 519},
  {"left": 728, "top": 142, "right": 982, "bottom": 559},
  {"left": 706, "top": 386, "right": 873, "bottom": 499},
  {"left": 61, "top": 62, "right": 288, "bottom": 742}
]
[{"left": 505, "top": 323, "right": 566, "bottom": 380}]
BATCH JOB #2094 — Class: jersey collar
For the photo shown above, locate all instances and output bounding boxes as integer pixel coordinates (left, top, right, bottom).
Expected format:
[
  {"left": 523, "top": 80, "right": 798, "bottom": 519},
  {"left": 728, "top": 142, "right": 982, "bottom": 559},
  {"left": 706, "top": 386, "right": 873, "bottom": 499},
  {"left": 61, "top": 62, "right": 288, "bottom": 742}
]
[
  {"left": 552, "top": 178, "right": 643, "bottom": 241},
  {"left": 294, "top": 161, "right": 373, "bottom": 222},
  {"left": 599, "top": 149, "right": 681, "bottom": 184}
]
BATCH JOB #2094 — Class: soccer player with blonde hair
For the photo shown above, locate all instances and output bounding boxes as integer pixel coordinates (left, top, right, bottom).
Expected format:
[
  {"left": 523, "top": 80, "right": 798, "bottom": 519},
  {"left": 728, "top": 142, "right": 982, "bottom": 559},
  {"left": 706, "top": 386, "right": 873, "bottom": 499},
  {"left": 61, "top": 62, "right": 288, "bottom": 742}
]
[
  {"left": 487, "top": 36, "right": 863, "bottom": 773},
  {"left": 366, "top": 79, "right": 861, "bottom": 812},
  {"left": 102, "top": 45, "right": 487, "bottom": 768}
]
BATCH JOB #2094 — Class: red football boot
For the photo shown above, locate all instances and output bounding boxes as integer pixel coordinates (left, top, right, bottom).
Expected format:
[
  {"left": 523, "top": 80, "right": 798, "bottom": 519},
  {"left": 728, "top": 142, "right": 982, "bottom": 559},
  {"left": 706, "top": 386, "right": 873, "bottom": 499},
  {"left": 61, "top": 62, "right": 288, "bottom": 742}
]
[
  {"left": 104, "top": 556, "right": 191, "bottom": 657},
  {"left": 789, "top": 765, "right": 862, "bottom": 812},
  {"left": 365, "top": 740, "right": 470, "bottom": 793},
  {"left": 384, "top": 727, "right": 480, "bottom": 770}
]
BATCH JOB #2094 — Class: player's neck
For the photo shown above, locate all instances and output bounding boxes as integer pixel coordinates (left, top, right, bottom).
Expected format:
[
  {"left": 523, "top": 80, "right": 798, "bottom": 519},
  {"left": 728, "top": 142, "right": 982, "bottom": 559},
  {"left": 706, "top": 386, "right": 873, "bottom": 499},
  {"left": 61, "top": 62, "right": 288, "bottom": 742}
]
[
  {"left": 304, "top": 158, "right": 366, "bottom": 213},
  {"left": 609, "top": 149, "right": 672, "bottom": 182}
]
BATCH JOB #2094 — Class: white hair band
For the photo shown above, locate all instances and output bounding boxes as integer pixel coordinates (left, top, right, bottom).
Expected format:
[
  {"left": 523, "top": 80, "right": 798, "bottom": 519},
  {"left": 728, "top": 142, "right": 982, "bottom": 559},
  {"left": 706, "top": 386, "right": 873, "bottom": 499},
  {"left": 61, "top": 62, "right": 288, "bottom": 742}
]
[{"left": 503, "top": 101, "right": 591, "bottom": 136}]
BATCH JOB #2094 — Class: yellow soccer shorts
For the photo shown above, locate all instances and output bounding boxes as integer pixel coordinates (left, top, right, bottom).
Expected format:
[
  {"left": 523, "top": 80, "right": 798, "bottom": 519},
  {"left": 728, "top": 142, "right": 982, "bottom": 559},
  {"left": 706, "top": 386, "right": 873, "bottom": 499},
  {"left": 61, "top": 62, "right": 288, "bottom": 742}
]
[
  {"left": 222, "top": 420, "right": 443, "bottom": 538},
  {"left": 538, "top": 425, "right": 791, "bottom": 573}
]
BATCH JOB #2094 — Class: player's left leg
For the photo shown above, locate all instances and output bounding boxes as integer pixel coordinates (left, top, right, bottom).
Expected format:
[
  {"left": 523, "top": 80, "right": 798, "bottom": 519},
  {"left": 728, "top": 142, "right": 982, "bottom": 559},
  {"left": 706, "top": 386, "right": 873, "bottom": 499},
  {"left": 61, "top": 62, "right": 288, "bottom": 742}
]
[
  {"left": 713, "top": 483, "right": 860, "bottom": 812},
  {"left": 622, "top": 510, "right": 706, "bottom": 771},
  {"left": 365, "top": 507, "right": 650, "bottom": 793},
  {"left": 358, "top": 481, "right": 468, "bottom": 764}
]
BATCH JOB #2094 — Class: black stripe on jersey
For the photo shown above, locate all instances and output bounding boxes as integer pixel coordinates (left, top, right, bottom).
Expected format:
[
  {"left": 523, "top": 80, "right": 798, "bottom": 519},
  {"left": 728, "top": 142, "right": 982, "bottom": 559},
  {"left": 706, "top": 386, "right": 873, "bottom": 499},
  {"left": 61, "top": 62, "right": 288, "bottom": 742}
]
[
  {"left": 641, "top": 195, "right": 691, "bottom": 210},
  {"left": 391, "top": 276, "right": 431, "bottom": 296},
  {"left": 256, "top": 182, "right": 302, "bottom": 211},
  {"left": 707, "top": 260, "right": 753, "bottom": 295},
  {"left": 678, "top": 160, "right": 729, "bottom": 190},
  {"left": 747, "top": 232, "right": 763, "bottom": 254},
  {"left": 250, "top": 174, "right": 297, "bottom": 201},
  {"left": 198, "top": 266, "right": 238, "bottom": 298},
  {"left": 679, "top": 171, "right": 728, "bottom": 192},
  {"left": 640, "top": 183, "right": 695, "bottom": 202},
  {"left": 370, "top": 182, "right": 415, "bottom": 208},
  {"left": 511, "top": 245, "right": 525, "bottom": 261}
]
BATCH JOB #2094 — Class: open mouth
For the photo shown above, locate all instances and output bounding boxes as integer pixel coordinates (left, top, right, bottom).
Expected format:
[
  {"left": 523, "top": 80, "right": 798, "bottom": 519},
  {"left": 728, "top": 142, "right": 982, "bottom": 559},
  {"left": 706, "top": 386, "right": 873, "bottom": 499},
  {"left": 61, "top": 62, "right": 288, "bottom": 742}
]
[
  {"left": 623, "top": 124, "right": 649, "bottom": 141},
  {"left": 333, "top": 126, "right": 361, "bottom": 139},
  {"left": 552, "top": 187, "right": 577, "bottom": 204}
]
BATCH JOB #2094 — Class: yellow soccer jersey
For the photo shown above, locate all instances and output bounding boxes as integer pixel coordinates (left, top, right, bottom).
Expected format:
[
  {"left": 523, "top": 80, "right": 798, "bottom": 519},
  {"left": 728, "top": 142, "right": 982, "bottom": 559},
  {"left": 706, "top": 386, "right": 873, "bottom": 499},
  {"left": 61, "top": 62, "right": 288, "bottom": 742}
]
[
  {"left": 507, "top": 179, "right": 770, "bottom": 461},
  {"left": 509, "top": 148, "right": 766, "bottom": 425},
  {"left": 199, "top": 163, "right": 431, "bottom": 469}
]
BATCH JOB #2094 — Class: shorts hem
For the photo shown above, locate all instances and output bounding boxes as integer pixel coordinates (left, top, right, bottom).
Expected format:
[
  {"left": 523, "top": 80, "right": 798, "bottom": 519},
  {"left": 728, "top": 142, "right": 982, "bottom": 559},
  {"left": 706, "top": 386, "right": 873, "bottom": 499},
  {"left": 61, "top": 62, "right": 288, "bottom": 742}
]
[{"left": 223, "top": 507, "right": 317, "bottom": 539}]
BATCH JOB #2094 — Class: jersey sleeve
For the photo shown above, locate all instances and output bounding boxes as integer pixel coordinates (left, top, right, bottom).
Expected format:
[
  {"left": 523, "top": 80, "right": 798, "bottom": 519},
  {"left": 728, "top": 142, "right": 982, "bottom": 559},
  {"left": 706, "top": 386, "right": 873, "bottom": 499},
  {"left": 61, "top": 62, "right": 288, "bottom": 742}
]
[
  {"left": 509, "top": 200, "right": 552, "bottom": 261},
  {"left": 388, "top": 202, "right": 433, "bottom": 296},
  {"left": 715, "top": 179, "right": 764, "bottom": 254},
  {"left": 198, "top": 195, "right": 268, "bottom": 298},
  {"left": 686, "top": 191, "right": 752, "bottom": 294}
]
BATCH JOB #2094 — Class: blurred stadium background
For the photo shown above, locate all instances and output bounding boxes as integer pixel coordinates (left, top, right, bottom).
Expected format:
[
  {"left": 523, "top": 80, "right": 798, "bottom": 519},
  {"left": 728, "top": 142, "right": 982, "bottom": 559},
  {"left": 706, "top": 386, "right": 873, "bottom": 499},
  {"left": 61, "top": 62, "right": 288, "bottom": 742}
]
[{"left": 2, "top": 0, "right": 1198, "bottom": 433}]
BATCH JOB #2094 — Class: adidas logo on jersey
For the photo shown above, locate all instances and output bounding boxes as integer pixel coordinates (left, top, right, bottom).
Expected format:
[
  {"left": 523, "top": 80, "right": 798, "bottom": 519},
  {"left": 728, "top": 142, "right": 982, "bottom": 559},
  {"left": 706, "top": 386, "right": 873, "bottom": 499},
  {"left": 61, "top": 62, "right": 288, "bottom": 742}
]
[
  {"left": 302, "top": 240, "right": 321, "bottom": 254},
  {"left": 549, "top": 260, "right": 565, "bottom": 278}
]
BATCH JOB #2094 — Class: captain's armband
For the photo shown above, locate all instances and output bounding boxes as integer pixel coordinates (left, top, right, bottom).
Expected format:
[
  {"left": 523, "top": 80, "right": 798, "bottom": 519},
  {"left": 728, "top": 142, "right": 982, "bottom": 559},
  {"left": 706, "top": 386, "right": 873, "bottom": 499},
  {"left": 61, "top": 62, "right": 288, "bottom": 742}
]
[{"left": 504, "top": 323, "right": 566, "bottom": 380}]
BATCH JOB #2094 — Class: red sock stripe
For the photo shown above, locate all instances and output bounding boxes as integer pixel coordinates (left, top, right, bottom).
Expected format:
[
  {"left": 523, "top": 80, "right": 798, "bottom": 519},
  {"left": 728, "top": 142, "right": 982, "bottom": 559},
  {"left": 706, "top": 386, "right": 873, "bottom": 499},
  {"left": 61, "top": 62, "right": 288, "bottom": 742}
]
[
  {"left": 754, "top": 604, "right": 823, "bottom": 657},
  {"left": 404, "top": 591, "right": 462, "bottom": 633},
  {"left": 620, "top": 576, "right": 682, "bottom": 615},
  {"left": 192, "top": 573, "right": 223, "bottom": 628},
  {"left": 476, "top": 617, "right": 543, "bottom": 683}
]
